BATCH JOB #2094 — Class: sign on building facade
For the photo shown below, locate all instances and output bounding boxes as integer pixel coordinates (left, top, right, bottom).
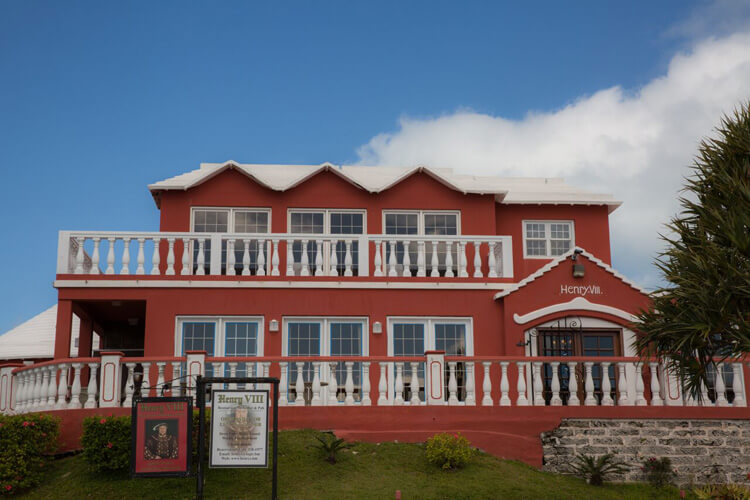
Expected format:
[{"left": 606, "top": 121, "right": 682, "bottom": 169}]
[
  {"left": 130, "top": 397, "right": 192, "bottom": 478},
  {"left": 209, "top": 389, "right": 269, "bottom": 468}
]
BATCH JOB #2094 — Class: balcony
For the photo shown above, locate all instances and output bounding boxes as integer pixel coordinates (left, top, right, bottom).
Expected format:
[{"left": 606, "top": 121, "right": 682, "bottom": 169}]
[{"left": 56, "top": 231, "right": 514, "bottom": 281}]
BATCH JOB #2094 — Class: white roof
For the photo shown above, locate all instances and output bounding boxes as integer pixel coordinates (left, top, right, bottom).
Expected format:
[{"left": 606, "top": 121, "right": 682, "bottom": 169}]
[
  {"left": 0, "top": 306, "right": 60, "bottom": 360},
  {"left": 149, "top": 161, "right": 622, "bottom": 212}
]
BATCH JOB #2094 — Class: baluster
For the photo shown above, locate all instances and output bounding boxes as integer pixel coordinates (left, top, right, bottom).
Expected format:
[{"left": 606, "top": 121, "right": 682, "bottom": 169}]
[
  {"left": 165, "top": 238, "right": 175, "bottom": 275},
  {"left": 25, "top": 370, "right": 33, "bottom": 410},
  {"left": 244, "top": 362, "right": 255, "bottom": 390},
  {"left": 465, "top": 362, "right": 476, "bottom": 405},
  {"left": 142, "top": 363, "right": 152, "bottom": 397},
  {"left": 409, "top": 362, "right": 420, "bottom": 405},
  {"left": 16, "top": 372, "right": 26, "bottom": 413},
  {"left": 459, "top": 241, "right": 469, "bottom": 277},
  {"left": 156, "top": 362, "right": 165, "bottom": 394},
  {"left": 89, "top": 237, "right": 100, "bottom": 274},
  {"left": 448, "top": 362, "right": 458, "bottom": 405},
  {"left": 38, "top": 368, "right": 50, "bottom": 410},
  {"left": 33, "top": 368, "right": 43, "bottom": 409},
  {"left": 394, "top": 363, "right": 404, "bottom": 405},
  {"left": 516, "top": 362, "right": 529, "bottom": 406},
  {"left": 257, "top": 239, "right": 266, "bottom": 276},
  {"left": 401, "top": 241, "right": 411, "bottom": 277},
  {"left": 124, "top": 363, "right": 135, "bottom": 406},
  {"left": 135, "top": 238, "right": 146, "bottom": 275},
  {"left": 601, "top": 362, "right": 613, "bottom": 406},
  {"left": 649, "top": 362, "right": 663, "bottom": 406},
  {"left": 617, "top": 363, "right": 629, "bottom": 405},
  {"left": 314, "top": 240, "right": 324, "bottom": 276},
  {"left": 377, "top": 362, "right": 388, "bottom": 405},
  {"left": 170, "top": 362, "right": 181, "bottom": 396},
  {"left": 211, "top": 362, "right": 222, "bottom": 389},
  {"left": 732, "top": 363, "right": 746, "bottom": 407},
  {"left": 278, "top": 362, "right": 288, "bottom": 406},
  {"left": 416, "top": 240, "right": 426, "bottom": 277},
  {"left": 532, "top": 362, "right": 544, "bottom": 405},
  {"left": 345, "top": 362, "right": 355, "bottom": 405},
  {"left": 373, "top": 240, "right": 383, "bottom": 277},
  {"left": 328, "top": 362, "right": 339, "bottom": 405},
  {"left": 226, "top": 239, "right": 236, "bottom": 276},
  {"left": 286, "top": 241, "right": 294, "bottom": 276},
  {"left": 388, "top": 241, "right": 398, "bottom": 277},
  {"left": 550, "top": 362, "right": 562, "bottom": 406},
  {"left": 69, "top": 363, "right": 82, "bottom": 409},
  {"left": 482, "top": 362, "right": 493, "bottom": 406},
  {"left": 292, "top": 362, "right": 304, "bottom": 404},
  {"left": 583, "top": 362, "right": 596, "bottom": 406},
  {"left": 300, "top": 240, "right": 310, "bottom": 276},
  {"left": 361, "top": 362, "right": 372, "bottom": 405},
  {"left": 473, "top": 241, "right": 483, "bottom": 278},
  {"left": 329, "top": 239, "right": 339, "bottom": 276},
  {"left": 28, "top": 370, "right": 37, "bottom": 410},
  {"left": 46, "top": 367, "right": 57, "bottom": 408},
  {"left": 240, "top": 239, "right": 250, "bottom": 275},
  {"left": 151, "top": 238, "right": 161, "bottom": 275},
  {"left": 310, "top": 362, "right": 321, "bottom": 405},
  {"left": 73, "top": 237, "right": 85, "bottom": 274},
  {"left": 487, "top": 241, "right": 497, "bottom": 277},
  {"left": 40, "top": 367, "right": 52, "bottom": 409},
  {"left": 700, "top": 378, "right": 710, "bottom": 406},
  {"left": 54, "top": 365, "right": 67, "bottom": 409},
  {"left": 105, "top": 237, "right": 116, "bottom": 274},
  {"left": 228, "top": 363, "right": 237, "bottom": 390},
  {"left": 196, "top": 239, "right": 206, "bottom": 275},
  {"left": 181, "top": 238, "right": 191, "bottom": 275},
  {"left": 634, "top": 362, "right": 647, "bottom": 406},
  {"left": 714, "top": 363, "right": 728, "bottom": 407},
  {"left": 499, "top": 361, "right": 510, "bottom": 406},
  {"left": 271, "top": 239, "right": 280, "bottom": 276},
  {"left": 344, "top": 240, "right": 353, "bottom": 277},
  {"left": 261, "top": 362, "right": 270, "bottom": 391},
  {"left": 430, "top": 241, "right": 440, "bottom": 277},
  {"left": 445, "top": 241, "right": 454, "bottom": 277},
  {"left": 120, "top": 237, "right": 131, "bottom": 274},
  {"left": 567, "top": 362, "right": 580, "bottom": 406}
]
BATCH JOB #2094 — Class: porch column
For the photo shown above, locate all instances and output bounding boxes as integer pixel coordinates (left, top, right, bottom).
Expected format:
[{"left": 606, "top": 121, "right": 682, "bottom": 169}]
[
  {"left": 99, "top": 352, "right": 123, "bottom": 408},
  {"left": 78, "top": 317, "right": 94, "bottom": 358},
  {"left": 54, "top": 299, "right": 74, "bottom": 359},
  {"left": 425, "top": 351, "right": 445, "bottom": 405}
]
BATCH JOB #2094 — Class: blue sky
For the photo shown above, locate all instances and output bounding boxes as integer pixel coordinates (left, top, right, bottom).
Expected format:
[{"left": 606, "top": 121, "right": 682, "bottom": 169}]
[{"left": 1, "top": 1, "right": 749, "bottom": 334}]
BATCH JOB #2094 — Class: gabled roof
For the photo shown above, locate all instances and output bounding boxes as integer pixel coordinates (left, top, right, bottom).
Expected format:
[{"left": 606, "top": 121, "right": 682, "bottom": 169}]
[
  {"left": 0, "top": 306, "right": 64, "bottom": 360},
  {"left": 493, "top": 247, "right": 648, "bottom": 300},
  {"left": 148, "top": 161, "right": 622, "bottom": 211}
]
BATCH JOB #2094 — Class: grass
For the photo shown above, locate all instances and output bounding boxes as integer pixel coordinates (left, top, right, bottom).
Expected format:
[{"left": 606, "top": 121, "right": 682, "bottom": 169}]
[{"left": 21, "top": 430, "right": 684, "bottom": 499}]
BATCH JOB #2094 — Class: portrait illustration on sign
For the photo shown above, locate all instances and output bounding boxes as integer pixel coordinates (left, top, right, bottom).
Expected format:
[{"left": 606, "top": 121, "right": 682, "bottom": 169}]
[{"left": 144, "top": 419, "right": 179, "bottom": 460}]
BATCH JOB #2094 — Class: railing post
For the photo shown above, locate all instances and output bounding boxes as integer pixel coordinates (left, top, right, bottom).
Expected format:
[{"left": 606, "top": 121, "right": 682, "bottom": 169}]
[
  {"left": 515, "top": 362, "right": 529, "bottom": 406},
  {"left": 648, "top": 362, "right": 663, "bottom": 406},
  {"left": 209, "top": 234, "right": 222, "bottom": 275},
  {"left": 714, "top": 363, "right": 728, "bottom": 407},
  {"left": 583, "top": 362, "right": 596, "bottom": 406},
  {"left": 70, "top": 363, "right": 83, "bottom": 409},
  {"left": 357, "top": 235, "right": 369, "bottom": 277},
  {"left": 377, "top": 362, "right": 388, "bottom": 405},
  {"left": 445, "top": 241, "right": 454, "bottom": 278},
  {"left": 311, "top": 362, "right": 322, "bottom": 406},
  {"left": 481, "top": 362, "right": 493, "bottom": 406},
  {"left": 601, "top": 362, "right": 613, "bottom": 406},
  {"left": 409, "top": 362, "right": 420, "bottom": 405},
  {"left": 473, "top": 241, "right": 483, "bottom": 278},
  {"left": 99, "top": 352, "right": 123, "bottom": 408},
  {"left": 501, "top": 237, "right": 514, "bottom": 278},
  {"left": 465, "top": 362, "right": 476, "bottom": 405},
  {"left": 373, "top": 239, "right": 383, "bottom": 277},
  {"left": 426, "top": 352, "right": 445, "bottom": 405},
  {"left": 617, "top": 362, "right": 629, "bottom": 406},
  {"left": 123, "top": 363, "right": 136, "bottom": 406},
  {"left": 634, "top": 362, "right": 647, "bottom": 406},
  {"left": 57, "top": 231, "right": 72, "bottom": 274},
  {"left": 394, "top": 362, "right": 404, "bottom": 405},
  {"left": 278, "top": 362, "right": 288, "bottom": 406},
  {"left": 328, "top": 362, "right": 339, "bottom": 405},
  {"left": 487, "top": 241, "right": 497, "bottom": 278},
  {"left": 293, "top": 362, "right": 305, "bottom": 404},
  {"left": 271, "top": 239, "right": 280, "bottom": 276},
  {"left": 567, "top": 362, "right": 580, "bottom": 406},
  {"left": 0, "top": 365, "right": 21, "bottom": 415},
  {"left": 550, "top": 362, "right": 562, "bottom": 406},
  {"left": 447, "top": 362, "right": 458, "bottom": 405},
  {"left": 532, "top": 362, "right": 544, "bottom": 406},
  {"left": 732, "top": 363, "right": 746, "bottom": 407},
  {"left": 499, "top": 361, "right": 510, "bottom": 406},
  {"left": 344, "top": 362, "right": 355, "bottom": 405},
  {"left": 361, "top": 362, "right": 372, "bottom": 406}
]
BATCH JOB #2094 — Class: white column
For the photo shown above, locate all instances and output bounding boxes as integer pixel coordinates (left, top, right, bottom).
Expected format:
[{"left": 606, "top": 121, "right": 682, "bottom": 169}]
[
  {"left": 416, "top": 241, "right": 426, "bottom": 277},
  {"left": 409, "top": 362, "right": 420, "bottom": 405},
  {"left": 166, "top": 238, "right": 176, "bottom": 275},
  {"left": 550, "top": 362, "right": 562, "bottom": 406},
  {"left": 714, "top": 364, "right": 728, "bottom": 407},
  {"left": 156, "top": 362, "right": 166, "bottom": 395},
  {"left": 300, "top": 240, "right": 310, "bottom": 276},
  {"left": 271, "top": 239, "right": 280, "bottom": 276},
  {"left": 106, "top": 237, "right": 116, "bottom": 274},
  {"left": 481, "top": 362, "right": 493, "bottom": 406},
  {"left": 344, "top": 240, "right": 353, "bottom": 277},
  {"left": 444, "top": 241, "right": 454, "bottom": 277},
  {"left": 226, "top": 239, "right": 236, "bottom": 276},
  {"left": 464, "top": 362, "right": 475, "bottom": 405},
  {"left": 329, "top": 240, "right": 339, "bottom": 276},
  {"left": 185, "top": 351, "right": 205, "bottom": 405},
  {"left": 53, "top": 365, "right": 68, "bottom": 410},
  {"left": 516, "top": 362, "right": 529, "bottom": 406},
  {"left": 649, "top": 362, "right": 663, "bottom": 406},
  {"left": 32, "top": 368, "right": 42, "bottom": 409},
  {"left": 45, "top": 366, "right": 56, "bottom": 408},
  {"left": 401, "top": 241, "right": 412, "bottom": 277},
  {"left": 732, "top": 363, "right": 746, "bottom": 407},
  {"left": 601, "top": 362, "right": 613, "bottom": 406},
  {"left": 256, "top": 239, "right": 266, "bottom": 276},
  {"left": 314, "top": 240, "right": 324, "bottom": 276},
  {"left": 344, "top": 362, "right": 355, "bottom": 405},
  {"left": 617, "top": 363, "right": 630, "bottom": 406},
  {"left": 328, "top": 362, "right": 339, "bottom": 405},
  {"left": 388, "top": 240, "right": 398, "bottom": 277},
  {"left": 90, "top": 238, "right": 100, "bottom": 274},
  {"left": 69, "top": 363, "right": 82, "bottom": 409},
  {"left": 181, "top": 238, "right": 191, "bottom": 275},
  {"left": 361, "top": 362, "right": 372, "bottom": 406},
  {"left": 85, "top": 362, "right": 98, "bottom": 408},
  {"left": 532, "top": 362, "right": 545, "bottom": 406},
  {"left": 373, "top": 240, "right": 383, "bottom": 277},
  {"left": 196, "top": 238, "right": 206, "bottom": 275},
  {"left": 286, "top": 241, "right": 294, "bottom": 276},
  {"left": 567, "top": 362, "right": 580, "bottom": 406},
  {"left": 311, "top": 362, "right": 322, "bottom": 406},
  {"left": 123, "top": 363, "right": 135, "bottom": 406},
  {"left": 473, "top": 241, "right": 483, "bottom": 278},
  {"left": 377, "top": 362, "right": 388, "bottom": 405},
  {"left": 499, "top": 361, "right": 511, "bottom": 406},
  {"left": 294, "top": 362, "right": 305, "bottom": 404},
  {"left": 634, "top": 362, "right": 647, "bottom": 406},
  {"left": 241, "top": 239, "right": 251, "bottom": 275},
  {"left": 487, "top": 241, "right": 497, "bottom": 277},
  {"left": 120, "top": 237, "right": 131, "bottom": 275},
  {"left": 278, "top": 362, "right": 288, "bottom": 406},
  {"left": 583, "top": 362, "right": 596, "bottom": 406},
  {"left": 430, "top": 241, "right": 439, "bottom": 277},
  {"left": 447, "top": 361, "right": 458, "bottom": 405},
  {"left": 394, "top": 362, "right": 404, "bottom": 405},
  {"left": 135, "top": 238, "right": 146, "bottom": 275},
  {"left": 74, "top": 237, "right": 85, "bottom": 274},
  {"left": 37, "top": 367, "right": 49, "bottom": 410},
  {"left": 170, "top": 362, "right": 181, "bottom": 396},
  {"left": 458, "top": 241, "right": 469, "bottom": 277},
  {"left": 150, "top": 238, "right": 161, "bottom": 275}
]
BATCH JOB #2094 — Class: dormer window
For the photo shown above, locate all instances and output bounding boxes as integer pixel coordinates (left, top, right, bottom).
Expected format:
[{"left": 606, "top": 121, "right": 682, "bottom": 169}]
[{"left": 523, "top": 221, "right": 574, "bottom": 258}]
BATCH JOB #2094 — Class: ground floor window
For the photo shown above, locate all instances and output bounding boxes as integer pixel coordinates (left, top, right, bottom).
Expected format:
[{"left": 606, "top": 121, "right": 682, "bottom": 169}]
[
  {"left": 388, "top": 318, "right": 472, "bottom": 403},
  {"left": 282, "top": 317, "right": 368, "bottom": 404}
]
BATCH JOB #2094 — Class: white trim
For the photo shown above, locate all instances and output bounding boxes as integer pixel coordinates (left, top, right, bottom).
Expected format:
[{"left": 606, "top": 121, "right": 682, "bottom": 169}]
[
  {"left": 493, "top": 246, "right": 648, "bottom": 299},
  {"left": 55, "top": 280, "right": 513, "bottom": 290},
  {"left": 174, "top": 315, "right": 265, "bottom": 357},
  {"left": 521, "top": 220, "right": 575, "bottom": 259},
  {"left": 513, "top": 297, "right": 638, "bottom": 325},
  {"left": 381, "top": 210, "right": 462, "bottom": 236}
]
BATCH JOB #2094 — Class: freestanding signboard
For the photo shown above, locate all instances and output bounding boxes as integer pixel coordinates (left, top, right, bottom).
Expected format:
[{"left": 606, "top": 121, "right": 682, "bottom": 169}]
[
  {"left": 130, "top": 397, "right": 192, "bottom": 478},
  {"left": 210, "top": 389, "right": 269, "bottom": 468}
]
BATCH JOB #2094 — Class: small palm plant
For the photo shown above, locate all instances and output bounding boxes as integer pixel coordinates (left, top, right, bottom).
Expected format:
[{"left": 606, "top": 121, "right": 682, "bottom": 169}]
[
  {"left": 570, "top": 453, "right": 629, "bottom": 486},
  {"left": 311, "top": 431, "right": 352, "bottom": 464}
]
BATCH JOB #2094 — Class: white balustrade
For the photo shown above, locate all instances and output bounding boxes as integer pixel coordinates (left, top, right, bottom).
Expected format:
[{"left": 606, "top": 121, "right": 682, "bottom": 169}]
[
  {"left": 549, "top": 362, "right": 562, "bottom": 406},
  {"left": 465, "top": 362, "right": 476, "bottom": 405},
  {"left": 377, "top": 362, "right": 388, "bottom": 405},
  {"left": 634, "top": 363, "right": 647, "bottom": 406},
  {"left": 499, "top": 362, "right": 510, "bottom": 406},
  {"left": 617, "top": 363, "right": 629, "bottom": 406},
  {"left": 532, "top": 362, "right": 544, "bottom": 406},
  {"left": 124, "top": 363, "right": 135, "bottom": 406},
  {"left": 447, "top": 362, "right": 458, "bottom": 405},
  {"left": 482, "top": 362, "right": 493, "bottom": 406},
  {"left": 649, "top": 362, "right": 663, "bottom": 406},
  {"left": 409, "top": 362, "right": 420, "bottom": 405},
  {"left": 583, "top": 362, "right": 596, "bottom": 406},
  {"left": 70, "top": 363, "right": 82, "bottom": 409},
  {"left": 345, "top": 362, "right": 355, "bottom": 405},
  {"left": 311, "top": 362, "right": 322, "bottom": 406},
  {"left": 394, "top": 363, "right": 404, "bottom": 405},
  {"left": 714, "top": 364, "right": 728, "bottom": 407},
  {"left": 567, "top": 362, "right": 580, "bottom": 406},
  {"left": 516, "top": 362, "right": 529, "bottom": 406},
  {"left": 328, "top": 362, "right": 339, "bottom": 404},
  {"left": 361, "top": 362, "right": 372, "bottom": 406},
  {"left": 278, "top": 362, "right": 288, "bottom": 406},
  {"left": 601, "top": 362, "right": 613, "bottom": 406},
  {"left": 732, "top": 363, "right": 746, "bottom": 407}
]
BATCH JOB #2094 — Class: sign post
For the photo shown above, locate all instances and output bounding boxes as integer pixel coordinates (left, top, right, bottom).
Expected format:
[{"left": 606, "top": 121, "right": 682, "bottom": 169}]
[{"left": 196, "top": 376, "right": 279, "bottom": 500}]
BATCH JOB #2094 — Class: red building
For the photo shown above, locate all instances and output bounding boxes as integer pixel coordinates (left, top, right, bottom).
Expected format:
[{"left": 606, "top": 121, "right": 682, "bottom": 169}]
[{"left": 1, "top": 161, "right": 747, "bottom": 462}]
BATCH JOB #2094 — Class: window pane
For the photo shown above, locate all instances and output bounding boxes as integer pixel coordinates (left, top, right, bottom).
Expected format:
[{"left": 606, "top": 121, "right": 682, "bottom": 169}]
[
  {"left": 192, "top": 210, "right": 228, "bottom": 232},
  {"left": 550, "top": 223, "right": 570, "bottom": 239},
  {"left": 287, "top": 322, "right": 321, "bottom": 403},
  {"left": 525, "top": 223, "right": 545, "bottom": 239},
  {"left": 424, "top": 214, "right": 458, "bottom": 236},
  {"left": 526, "top": 239, "right": 547, "bottom": 256},
  {"left": 330, "top": 322, "right": 363, "bottom": 403},
  {"left": 290, "top": 212, "right": 325, "bottom": 234},
  {"left": 550, "top": 239, "right": 570, "bottom": 256},
  {"left": 330, "top": 213, "right": 364, "bottom": 234},
  {"left": 234, "top": 211, "right": 269, "bottom": 233},
  {"left": 182, "top": 322, "right": 215, "bottom": 376},
  {"left": 392, "top": 323, "right": 425, "bottom": 403},
  {"left": 435, "top": 324, "right": 467, "bottom": 402},
  {"left": 224, "top": 321, "right": 259, "bottom": 378},
  {"left": 385, "top": 213, "right": 418, "bottom": 235}
]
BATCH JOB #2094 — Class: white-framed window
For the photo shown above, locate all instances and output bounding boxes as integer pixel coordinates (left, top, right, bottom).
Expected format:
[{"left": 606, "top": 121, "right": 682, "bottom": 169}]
[
  {"left": 282, "top": 316, "right": 369, "bottom": 404},
  {"left": 190, "top": 207, "right": 271, "bottom": 274},
  {"left": 287, "top": 209, "right": 366, "bottom": 275},
  {"left": 386, "top": 317, "right": 473, "bottom": 403},
  {"left": 383, "top": 210, "right": 460, "bottom": 275},
  {"left": 175, "top": 316, "right": 264, "bottom": 377},
  {"left": 522, "top": 220, "right": 574, "bottom": 258}
]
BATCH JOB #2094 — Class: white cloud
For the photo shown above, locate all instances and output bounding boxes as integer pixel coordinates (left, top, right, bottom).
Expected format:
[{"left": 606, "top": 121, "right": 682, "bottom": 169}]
[{"left": 356, "top": 31, "right": 750, "bottom": 289}]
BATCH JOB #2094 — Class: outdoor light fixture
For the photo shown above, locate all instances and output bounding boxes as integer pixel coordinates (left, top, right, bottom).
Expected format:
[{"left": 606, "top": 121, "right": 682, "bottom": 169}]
[
  {"left": 269, "top": 319, "right": 279, "bottom": 332},
  {"left": 571, "top": 249, "right": 585, "bottom": 278},
  {"left": 372, "top": 321, "right": 382, "bottom": 334}
]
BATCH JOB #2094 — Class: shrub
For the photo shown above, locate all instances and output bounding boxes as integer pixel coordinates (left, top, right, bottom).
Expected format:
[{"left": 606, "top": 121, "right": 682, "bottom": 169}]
[
  {"left": 0, "top": 413, "right": 59, "bottom": 495},
  {"left": 425, "top": 433, "right": 475, "bottom": 470},
  {"left": 570, "top": 453, "right": 628, "bottom": 486},
  {"left": 81, "top": 416, "right": 131, "bottom": 473},
  {"left": 693, "top": 484, "right": 750, "bottom": 500},
  {"left": 641, "top": 457, "right": 676, "bottom": 488},
  {"left": 310, "top": 431, "right": 351, "bottom": 464}
]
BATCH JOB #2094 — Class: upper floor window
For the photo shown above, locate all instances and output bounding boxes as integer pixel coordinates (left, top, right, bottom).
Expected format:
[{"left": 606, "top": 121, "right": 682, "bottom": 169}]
[
  {"left": 288, "top": 209, "right": 365, "bottom": 275},
  {"left": 523, "top": 221, "right": 574, "bottom": 258},
  {"left": 384, "top": 211, "right": 460, "bottom": 275}
]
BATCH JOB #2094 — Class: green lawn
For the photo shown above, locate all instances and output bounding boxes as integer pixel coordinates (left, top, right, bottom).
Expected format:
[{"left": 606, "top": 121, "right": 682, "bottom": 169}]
[{"left": 22, "top": 430, "right": 682, "bottom": 499}]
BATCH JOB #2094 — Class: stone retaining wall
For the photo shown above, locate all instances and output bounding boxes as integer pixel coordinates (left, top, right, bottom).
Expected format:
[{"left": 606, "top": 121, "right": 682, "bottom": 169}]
[{"left": 541, "top": 419, "right": 750, "bottom": 485}]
